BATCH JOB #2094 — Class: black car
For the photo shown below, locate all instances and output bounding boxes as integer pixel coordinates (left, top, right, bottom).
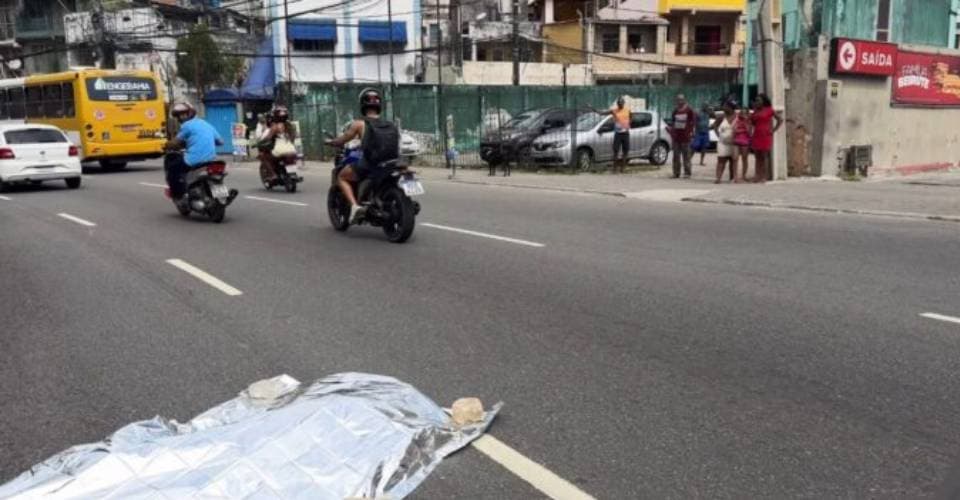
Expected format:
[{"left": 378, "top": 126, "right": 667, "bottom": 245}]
[{"left": 480, "top": 108, "right": 578, "bottom": 167}]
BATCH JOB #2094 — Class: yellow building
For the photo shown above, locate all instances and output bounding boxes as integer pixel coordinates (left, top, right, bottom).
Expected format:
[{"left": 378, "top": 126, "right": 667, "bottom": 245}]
[{"left": 658, "top": 0, "right": 746, "bottom": 13}]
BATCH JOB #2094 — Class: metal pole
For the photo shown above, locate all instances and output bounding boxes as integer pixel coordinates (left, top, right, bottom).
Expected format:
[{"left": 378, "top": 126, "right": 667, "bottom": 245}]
[
  {"left": 741, "top": 7, "right": 751, "bottom": 108},
  {"left": 284, "top": 0, "right": 292, "bottom": 103},
  {"left": 512, "top": 0, "right": 520, "bottom": 85},
  {"left": 387, "top": 0, "right": 396, "bottom": 87}
]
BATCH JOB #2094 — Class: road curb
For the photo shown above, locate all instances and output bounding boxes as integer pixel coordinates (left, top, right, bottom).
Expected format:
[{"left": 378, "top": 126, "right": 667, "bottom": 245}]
[
  {"left": 682, "top": 197, "right": 960, "bottom": 223},
  {"left": 442, "top": 178, "right": 628, "bottom": 197}
]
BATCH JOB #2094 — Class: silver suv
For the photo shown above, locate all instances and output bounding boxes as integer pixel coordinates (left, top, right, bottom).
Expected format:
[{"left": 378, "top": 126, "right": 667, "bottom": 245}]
[{"left": 530, "top": 110, "right": 672, "bottom": 171}]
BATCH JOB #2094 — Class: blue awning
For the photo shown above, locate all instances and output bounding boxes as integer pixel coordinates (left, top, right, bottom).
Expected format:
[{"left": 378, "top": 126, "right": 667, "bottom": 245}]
[
  {"left": 203, "top": 88, "right": 239, "bottom": 103},
  {"left": 358, "top": 21, "right": 407, "bottom": 44},
  {"left": 288, "top": 18, "right": 337, "bottom": 42},
  {"left": 240, "top": 38, "right": 275, "bottom": 101}
]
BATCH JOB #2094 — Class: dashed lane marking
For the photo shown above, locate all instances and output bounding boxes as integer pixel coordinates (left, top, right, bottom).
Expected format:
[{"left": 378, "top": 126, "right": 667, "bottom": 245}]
[
  {"left": 421, "top": 222, "right": 545, "bottom": 248},
  {"left": 244, "top": 195, "right": 309, "bottom": 207},
  {"left": 920, "top": 312, "right": 960, "bottom": 325},
  {"left": 472, "top": 435, "right": 595, "bottom": 500},
  {"left": 57, "top": 213, "right": 97, "bottom": 227},
  {"left": 139, "top": 182, "right": 168, "bottom": 188},
  {"left": 166, "top": 258, "right": 243, "bottom": 296}
]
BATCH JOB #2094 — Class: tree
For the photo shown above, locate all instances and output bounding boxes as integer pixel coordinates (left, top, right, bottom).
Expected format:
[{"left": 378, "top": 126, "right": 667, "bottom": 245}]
[{"left": 176, "top": 26, "right": 241, "bottom": 98}]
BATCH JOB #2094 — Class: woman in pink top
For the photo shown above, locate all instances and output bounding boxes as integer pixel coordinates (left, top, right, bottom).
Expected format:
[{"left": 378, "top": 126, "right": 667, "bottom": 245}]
[{"left": 749, "top": 93, "right": 783, "bottom": 183}]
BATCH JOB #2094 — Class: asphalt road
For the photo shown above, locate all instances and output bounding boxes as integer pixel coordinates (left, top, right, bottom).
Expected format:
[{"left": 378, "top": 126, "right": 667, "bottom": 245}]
[{"left": 2, "top": 160, "right": 960, "bottom": 498}]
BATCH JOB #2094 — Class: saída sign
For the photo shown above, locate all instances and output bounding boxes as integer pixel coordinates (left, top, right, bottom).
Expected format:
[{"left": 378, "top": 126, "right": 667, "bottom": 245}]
[{"left": 831, "top": 38, "right": 897, "bottom": 77}]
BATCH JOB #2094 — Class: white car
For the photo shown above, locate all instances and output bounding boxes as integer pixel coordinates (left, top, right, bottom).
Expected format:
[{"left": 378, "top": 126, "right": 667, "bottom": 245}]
[
  {"left": 0, "top": 124, "right": 82, "bottom": 191},
  {"left": 400, "top": 133, "right": 420, "bottom": 158}
]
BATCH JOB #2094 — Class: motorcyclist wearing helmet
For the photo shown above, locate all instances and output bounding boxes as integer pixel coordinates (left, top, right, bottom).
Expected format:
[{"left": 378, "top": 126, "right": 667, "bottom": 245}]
[
  {"left": 325, "top": 88, "right": 399, "bottom": 224},
  {"left": 163, "top": 102, "right": 223, "bottom": 199},
  {"left": 258, "top": 106, "right": 297, "bottom": 182}
]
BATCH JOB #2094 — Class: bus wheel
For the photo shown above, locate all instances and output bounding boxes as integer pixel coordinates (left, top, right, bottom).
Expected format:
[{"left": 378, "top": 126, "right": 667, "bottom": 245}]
[{"left": 100, "top": 160, "right": 127, "bottom": 171}]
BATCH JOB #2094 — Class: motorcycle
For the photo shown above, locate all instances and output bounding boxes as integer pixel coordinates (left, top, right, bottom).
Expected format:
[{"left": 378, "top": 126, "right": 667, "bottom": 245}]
[
  {"left": 260, "top": 152, "right": 303, "bottom": 193},
  {"left": 164, "top": 151, "right": 238, "bottom": 223},
  {"left": 327, "top": 146, "right": 423, "bottom": 243}
]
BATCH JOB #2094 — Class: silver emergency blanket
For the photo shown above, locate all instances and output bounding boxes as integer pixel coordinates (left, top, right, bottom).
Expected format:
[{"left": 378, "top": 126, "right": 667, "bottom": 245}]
[{"left": 0, "top": 372, "right": 501, "bottom": 499}]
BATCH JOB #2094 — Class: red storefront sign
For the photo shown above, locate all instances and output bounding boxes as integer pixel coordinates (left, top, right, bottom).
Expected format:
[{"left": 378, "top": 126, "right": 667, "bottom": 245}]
[
  {"left": 892, "top": 50, "right": 960, "bottom": 106},
  {"left": 832, "top": 38, "right": 897, "bottom": 76}
]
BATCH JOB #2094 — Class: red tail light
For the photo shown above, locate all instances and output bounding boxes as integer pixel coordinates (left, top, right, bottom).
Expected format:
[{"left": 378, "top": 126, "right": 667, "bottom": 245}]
[
  {"left": 0, "top": 148, "right": 14, "bottom": 159},
  {"left": 68, "top": 145, "right": 79, "bottom": 157},
  {"left": 206, "top": 162, "right": 226, "bottom": 175}
]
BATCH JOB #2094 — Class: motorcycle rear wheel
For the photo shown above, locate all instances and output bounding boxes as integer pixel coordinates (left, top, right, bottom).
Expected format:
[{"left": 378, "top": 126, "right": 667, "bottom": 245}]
[
  {"left": 208, "top": 203, "right": 226, "bottom": 223},
  {"left": 284, "top": 178, "right": 298, "bottom": 193},
  {"left": 381, "top": 187, "right": 415, "bottom": 243},
  {"left": 327, "top": 187, "right": 350, "bottom": 231}
]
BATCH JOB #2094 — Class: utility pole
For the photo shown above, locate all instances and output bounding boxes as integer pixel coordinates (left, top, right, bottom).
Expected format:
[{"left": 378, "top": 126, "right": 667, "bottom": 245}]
[
  {"left": 437, "top": 0, "right": 452, "bottom": 175},
  {"left": 759, "top": 0, "right": 787, "bottom": 180},
  {"left": 91, "top": 0, "right": 110, "bottom": 68},
  {"left": 387, "top": 0, "right": 396, "bottom": 88},
  {"left": 283, "top": 0, "right": 292, "bottom": 103},
  {"left": 512, "top": 0, "right": 520, "bottom": 85}
]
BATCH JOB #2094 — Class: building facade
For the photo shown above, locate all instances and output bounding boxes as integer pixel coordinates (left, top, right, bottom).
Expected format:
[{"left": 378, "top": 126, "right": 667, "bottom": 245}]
[
  {"left": 783, "top": 0, "right": 960, "bottom": 177},
  {"left": 271, "top": 0, "right": 421, "bottom": 85}
]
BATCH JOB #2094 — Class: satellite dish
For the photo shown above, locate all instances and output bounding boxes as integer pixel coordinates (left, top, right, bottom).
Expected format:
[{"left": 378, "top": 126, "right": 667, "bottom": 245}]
[{"left": 7, "top": 59, "right": 21, "bottom": 70}]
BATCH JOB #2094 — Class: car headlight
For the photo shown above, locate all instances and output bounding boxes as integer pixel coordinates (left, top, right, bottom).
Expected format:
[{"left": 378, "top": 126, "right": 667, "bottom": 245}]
[{"left": 547, "top": 140, "right": 569, "bottom": 149}]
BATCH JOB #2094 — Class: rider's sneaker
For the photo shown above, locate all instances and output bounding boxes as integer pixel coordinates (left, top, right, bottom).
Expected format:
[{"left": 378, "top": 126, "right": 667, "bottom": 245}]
[{"left": 349, "top": 204, "right": 366, "bottom": 224}]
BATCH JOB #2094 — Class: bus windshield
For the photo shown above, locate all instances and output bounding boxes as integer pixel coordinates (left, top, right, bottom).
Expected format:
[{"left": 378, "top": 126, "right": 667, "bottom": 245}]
[{"left": 85, "top": 76, "right": 157, "bottom": 102}]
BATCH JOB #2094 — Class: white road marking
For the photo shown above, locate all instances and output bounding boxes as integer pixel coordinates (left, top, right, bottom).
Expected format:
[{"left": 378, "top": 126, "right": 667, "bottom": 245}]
[
  {"left": 139, "top": 182, "right": 167, "bottom": 188},
  {"left": 0, "top": 195, "right": 10, "bottom": 201},
  {"left": 57, "top": 213, "right": 96, "bottom": 227},
  {"left": 623, "top": 189, "right": 713, "bottom": 202},
  {"left": 165, "top": 258, "right": 243, "bottom": 296},
  {"left": 244, "top": 195, "right": 309, "bottom": 207},
  {"left": 472, "top": 435, "right": 595, "bottom": 500},
  {"left": 920, "top": 312, "right": 960, "bottom": 325},
  {"left": 422, "top": 222, "right": 545, "bottom": 248}
]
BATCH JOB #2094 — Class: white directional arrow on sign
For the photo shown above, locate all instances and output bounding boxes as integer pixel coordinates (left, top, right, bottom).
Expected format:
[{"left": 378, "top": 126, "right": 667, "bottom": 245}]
[{"left": 839, "top": 41, "right": 857, "bottom": 70}]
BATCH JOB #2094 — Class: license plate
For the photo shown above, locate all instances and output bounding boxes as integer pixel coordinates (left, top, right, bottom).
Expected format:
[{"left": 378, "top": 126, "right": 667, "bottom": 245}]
[
  {"left": 285, "top": 165, "right": 298, "bottom": 173},
  {"left": 399, "top": 179, "right": 424, "bottom": 196},
  {"left": 121, "top": 125, "right": 137, "bottom": 132},
  {"left": 210, "top": 184, "right": 229, "bottom": 199}
]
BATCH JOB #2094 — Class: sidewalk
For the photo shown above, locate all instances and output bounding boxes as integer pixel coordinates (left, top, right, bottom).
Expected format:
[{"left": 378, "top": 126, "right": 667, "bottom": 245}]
[{"left": 411, "top": 162, "right": 960, "bottom": 223}]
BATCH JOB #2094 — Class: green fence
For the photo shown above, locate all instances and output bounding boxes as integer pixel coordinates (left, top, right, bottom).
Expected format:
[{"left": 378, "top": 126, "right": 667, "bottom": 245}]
[{"left": 291, "top": 83, "right": 731, "bottom": 167}]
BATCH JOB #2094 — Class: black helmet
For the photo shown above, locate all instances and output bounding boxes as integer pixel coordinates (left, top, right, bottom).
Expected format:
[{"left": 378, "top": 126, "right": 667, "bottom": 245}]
[
  {"left": 358, "top": 87, "right": 382, "bottom": 115},
  {"left": 271, "top": 105, "right": 289, "bottom": 122}
]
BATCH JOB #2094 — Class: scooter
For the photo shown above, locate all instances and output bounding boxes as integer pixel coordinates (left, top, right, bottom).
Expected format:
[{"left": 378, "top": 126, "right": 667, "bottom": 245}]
[
  {"left": 260, "top": 152, "right": 303, "bottom": 193},
  {"left": 327, "top": 146, "right": 423, "bottom": 243},
  {"left": 164, "top": 151, "right": 238, "bottom": 223}
]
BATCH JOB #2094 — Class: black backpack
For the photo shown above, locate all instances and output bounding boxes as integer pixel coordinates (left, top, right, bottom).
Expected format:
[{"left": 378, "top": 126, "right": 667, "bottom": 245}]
[{"left": 361, "top": 117, "right": 400, "bottom": 167}]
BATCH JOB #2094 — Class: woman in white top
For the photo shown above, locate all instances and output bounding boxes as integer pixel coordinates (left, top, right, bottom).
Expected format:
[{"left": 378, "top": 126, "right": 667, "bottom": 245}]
[{"left": 712, "top": 101, "right": 738, "bottom": 184}]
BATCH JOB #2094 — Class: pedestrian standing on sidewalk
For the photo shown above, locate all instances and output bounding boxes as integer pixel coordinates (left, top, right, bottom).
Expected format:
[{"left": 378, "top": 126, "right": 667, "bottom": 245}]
[
  {"left": 668, "top": 94, "right": 696, "bottom": 179},
  {"left": 602, "top": 97, "right": 631, "bottom": 173},
  {"left": 749, "top": 93, "right": 783, "bottom": 183},
  {"left": 732, "top": 104, "right": 751, "bottom": 182},
  {"left": 712, "top": 102, "right": 737, "bottom": 183},
  {"left": 692, "top": 104, "right": 712, "bottom": 166}
]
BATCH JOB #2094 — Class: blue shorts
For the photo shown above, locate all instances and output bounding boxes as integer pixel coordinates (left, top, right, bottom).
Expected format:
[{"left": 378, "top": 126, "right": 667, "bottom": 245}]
[{"left": 691, "top": 131, "right": 711, "bottom": 152}]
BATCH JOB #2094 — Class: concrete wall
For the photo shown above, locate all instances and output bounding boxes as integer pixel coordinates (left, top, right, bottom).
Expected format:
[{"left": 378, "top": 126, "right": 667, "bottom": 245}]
[
  {"left": 543, "top": 22, "right": 586, "bottom": 64},
  {"left": 796, "top": 38, "right": 960, "bottom": 176}
]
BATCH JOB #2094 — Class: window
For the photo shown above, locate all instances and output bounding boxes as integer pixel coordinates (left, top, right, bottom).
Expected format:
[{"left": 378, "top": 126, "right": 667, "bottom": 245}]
[
  {"left": 8, "top": 87, "right": 24, "bottom": 119},
  {"left": 25, "top": 86, "right": 42, "bottom": 118},
  {"left": 492, "top": 49, "right": 504, "bottom": 61},
  {"left": 62, "top": 82, "right": 75, "bottom": 118},
  {"left": 476, "top": 46, "right": 487, "bottom": 61},
  {"left": 43, "top": 84, "right": 62, "bottom": 117},
  {"left": 598, "top": 27, "right": 619, "bottom": 54},
  {"left": 292, "top": 39, "right": 334, "bottom": 51},
  {"left": 4, "top": 128, "right": 68, "bottom": 144},
  {"left": 428, "top": 23, "right": 440, "bottom": 47},
  {"left": 630, "top": 112, "right": 652, "bottom": 128},
  {"left": 876, "top": 0, "right": 890, "bottom": 41},
  {"left": 85, "top": 77, "right": 157, "bottom": 101},
  {"left": 627, "top": 26, "right": 656, "bottom": 53},
  {"left": 693, "top": 25, "right": 724, "bottom": 55}
]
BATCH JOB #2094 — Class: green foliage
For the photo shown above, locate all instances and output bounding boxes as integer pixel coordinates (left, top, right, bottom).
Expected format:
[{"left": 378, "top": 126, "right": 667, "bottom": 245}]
[{"left": 176, "top": 26, "right": 240, "bottom": 93}]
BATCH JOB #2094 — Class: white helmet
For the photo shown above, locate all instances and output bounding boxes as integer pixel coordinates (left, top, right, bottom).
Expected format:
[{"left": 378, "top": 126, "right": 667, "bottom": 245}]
[{"left": 171, "top": 102, "right": 196, "bottom": 121}]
